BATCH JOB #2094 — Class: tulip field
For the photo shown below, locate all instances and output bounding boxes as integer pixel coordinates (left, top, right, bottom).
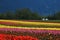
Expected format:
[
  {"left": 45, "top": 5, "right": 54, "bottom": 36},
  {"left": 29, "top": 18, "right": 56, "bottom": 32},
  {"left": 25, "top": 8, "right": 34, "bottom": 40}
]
[
  {"left": 0, "top": 20, "right": 60, "bottom": 40},
  {"left": 0, "top": 28, "right": 60, "bottom": 40},
  {"left": 0, "top": 20, "right": 60, "bottom": 28}
]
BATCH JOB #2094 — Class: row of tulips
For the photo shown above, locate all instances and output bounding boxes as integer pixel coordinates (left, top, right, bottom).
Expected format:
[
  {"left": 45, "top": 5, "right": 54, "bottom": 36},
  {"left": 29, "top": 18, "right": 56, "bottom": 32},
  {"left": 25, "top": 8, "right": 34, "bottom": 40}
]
[
  {"left": 0, "top": 21, "right": 37, "bottom": 27},
  {"left": 0, "top": 21, "right": 35, "bottom": 27},
  {"left": 0, "top": 31, "right": 60, "bottom": 40},
  {"left": 0, "top": 21, "right": 21, "bottom": 26},
  {"left": 0, "top": 28, "right": 60, "bottom": 40},
  {"left": 0, "top": 21, "right": 60, "bottom": 28},
  {"left": 0, "top": 34, "right": 38, "bottom": 40}
]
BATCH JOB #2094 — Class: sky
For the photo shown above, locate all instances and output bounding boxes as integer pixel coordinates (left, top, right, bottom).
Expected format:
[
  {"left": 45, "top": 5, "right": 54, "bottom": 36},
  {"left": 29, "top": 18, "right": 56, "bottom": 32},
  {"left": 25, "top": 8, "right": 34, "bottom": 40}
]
[{"left": 0, "top": 0, "right": 60, "bottom": 16}]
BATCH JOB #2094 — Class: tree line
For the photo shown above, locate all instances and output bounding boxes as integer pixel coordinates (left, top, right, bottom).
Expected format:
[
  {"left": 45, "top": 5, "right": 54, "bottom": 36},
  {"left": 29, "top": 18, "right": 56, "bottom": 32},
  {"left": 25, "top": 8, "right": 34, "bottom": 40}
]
[
  {"left": 47, "top": 12, "right": 60, "bottom": 20},
  {"left": 0, "top": 8, "right": 41, "bottom": 20},
  {"left": 0, "top": 8, "right": 60, "bottom": 20}
]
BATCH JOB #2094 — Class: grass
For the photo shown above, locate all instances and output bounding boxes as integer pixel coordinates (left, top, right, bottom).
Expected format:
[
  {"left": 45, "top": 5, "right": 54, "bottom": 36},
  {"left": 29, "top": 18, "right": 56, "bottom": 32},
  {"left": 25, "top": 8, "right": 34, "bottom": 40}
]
[
  {"left": 40, "top": 20, "right": 60, "bottom": 23},
  {"left": 18, "top": 20, "right": 60, "bottom": 23}
]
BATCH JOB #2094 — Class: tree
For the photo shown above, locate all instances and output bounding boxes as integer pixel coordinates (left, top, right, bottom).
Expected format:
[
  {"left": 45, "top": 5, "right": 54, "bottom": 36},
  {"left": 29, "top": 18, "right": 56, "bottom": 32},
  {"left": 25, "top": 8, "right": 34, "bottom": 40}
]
[
  {"left": 0, "top": 13, "right": 4, "bottom": 19},
  {"left": 15, "top": 8, "right": 33, "bottom": 20},
  {"left": 47, "top": 11, "right": 60, "bottom": 20},
  {"left": 55, "top": 12, "right": 60, "bottom": 20},
  {"left": 0, "top": 8, "right": 41, "bottom": 20},
  {"left": 31, "top": 12, "right": 41, "bottom": 20},
  {"left": 4, "top": 11, "right": 13, "bottom": 19}
]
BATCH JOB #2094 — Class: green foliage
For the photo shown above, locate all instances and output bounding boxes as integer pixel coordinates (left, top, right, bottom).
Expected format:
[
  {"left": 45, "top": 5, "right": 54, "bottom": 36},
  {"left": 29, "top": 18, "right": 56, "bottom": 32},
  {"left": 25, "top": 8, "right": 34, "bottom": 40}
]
[
  {"left": 1, "top": 8, "right": 60, "bottom": 20},
  {"left": 47, "top": 11, "right": 60, "bottom": 20},
  {"left": 0, "top": 8, "right": 41, "bottom": 20},
  {"left": 55, "top": 12, "right": 60, "bottom": 20}
]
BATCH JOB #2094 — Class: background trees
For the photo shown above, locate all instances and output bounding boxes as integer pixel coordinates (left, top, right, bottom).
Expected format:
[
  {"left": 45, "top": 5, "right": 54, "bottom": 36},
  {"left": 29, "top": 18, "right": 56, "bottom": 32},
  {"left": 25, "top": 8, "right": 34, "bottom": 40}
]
[
  {"left": 47, "top": 12, "right": 60, "bottom": 20},
  {"left": 0, "top": 8, "right": 60, "bottom": 20},
  {"left": 0, "top": 8, "right": 41, "bottom": 20},
  {"left": 54, "top": 12, "right": 60, "bottom": 20}
]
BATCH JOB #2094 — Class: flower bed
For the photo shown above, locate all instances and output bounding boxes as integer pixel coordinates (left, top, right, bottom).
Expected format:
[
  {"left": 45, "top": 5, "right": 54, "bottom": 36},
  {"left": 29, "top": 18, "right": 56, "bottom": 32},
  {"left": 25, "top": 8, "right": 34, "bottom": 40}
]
[
  {"left": 0, "top": 20, "right": 60, "bottom": 28},
  {"left": 0, "top": 34, "right": 38, "bottom": 40},
  {"left": 0, "top": 28, "right": 60, "bottom": 40},
  {"left": 0, "top": 21, "right": 20, "bottom": 26}
]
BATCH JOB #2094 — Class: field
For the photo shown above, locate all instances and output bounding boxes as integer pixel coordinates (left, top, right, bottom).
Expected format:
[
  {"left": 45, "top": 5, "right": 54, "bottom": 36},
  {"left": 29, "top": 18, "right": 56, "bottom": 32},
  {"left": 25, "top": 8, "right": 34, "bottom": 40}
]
[
  {"left": 0, "top": 20, "right": 60, "bottom": 40},
  {"left": 0, "top": 20, "right": 60, "bottom": 28},
  {"left": 0, "top": 28, "right": 60, "bottom": 40}
]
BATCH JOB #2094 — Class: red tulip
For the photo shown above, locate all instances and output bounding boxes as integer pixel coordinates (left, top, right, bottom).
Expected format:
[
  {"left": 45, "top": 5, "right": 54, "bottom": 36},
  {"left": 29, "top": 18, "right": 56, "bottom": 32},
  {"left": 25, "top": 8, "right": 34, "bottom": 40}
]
[{"left": 14, "top": 36, "right": 38, "bottom": 40}]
